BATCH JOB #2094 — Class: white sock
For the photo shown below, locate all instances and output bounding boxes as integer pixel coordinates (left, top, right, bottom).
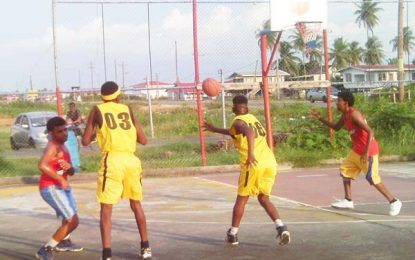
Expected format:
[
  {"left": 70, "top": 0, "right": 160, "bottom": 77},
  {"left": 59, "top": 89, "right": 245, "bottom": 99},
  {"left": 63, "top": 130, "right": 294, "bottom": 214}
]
[
  {"left": 275, "top": 219, "right": 284, "bottom": 227},
  {"left": 230, "top": 227, "right": 239, "bottom": 235},
  {"left": 45, "top": 238, "right": 59, "bottom": 248},
  {"left": 64, "top": 234, "right": 70, "bottom": 240}
]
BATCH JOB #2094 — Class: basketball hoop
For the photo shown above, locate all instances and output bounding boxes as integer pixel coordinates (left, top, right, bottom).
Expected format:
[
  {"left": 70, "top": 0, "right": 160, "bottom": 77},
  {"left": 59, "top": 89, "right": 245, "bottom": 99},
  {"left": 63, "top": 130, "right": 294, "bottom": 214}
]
[{"left": 295, "top": 22, "right": 322, "bottom": 54}]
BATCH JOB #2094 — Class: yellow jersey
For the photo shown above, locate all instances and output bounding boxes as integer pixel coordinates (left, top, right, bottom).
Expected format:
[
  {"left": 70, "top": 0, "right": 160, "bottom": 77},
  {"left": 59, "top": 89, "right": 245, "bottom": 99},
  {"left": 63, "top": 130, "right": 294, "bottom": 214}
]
[
  {"left": 96, "top": 102, "right": 137, "bottom": 153},
  {"left": 230, "top": 114, "right": 276, "bottom": 167}
]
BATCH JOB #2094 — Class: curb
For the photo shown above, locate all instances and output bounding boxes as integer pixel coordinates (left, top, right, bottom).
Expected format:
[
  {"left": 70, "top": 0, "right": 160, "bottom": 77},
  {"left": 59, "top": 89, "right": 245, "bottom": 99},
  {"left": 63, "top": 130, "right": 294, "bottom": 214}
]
[
  {"left": 0, "top": 163, "right": 293, "bottom": 186},
  {"left": 320, "top": 154, "right": 415, "bottom": 166}
]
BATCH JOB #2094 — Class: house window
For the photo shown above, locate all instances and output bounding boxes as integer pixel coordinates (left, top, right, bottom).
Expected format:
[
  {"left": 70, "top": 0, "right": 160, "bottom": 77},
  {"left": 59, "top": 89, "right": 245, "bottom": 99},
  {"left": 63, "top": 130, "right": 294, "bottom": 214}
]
[
  {"left": 355, "top": 74, "right": 365, "bottom": 82},
  {"left": 345, "top": 73, "right": 352, "bottom": 82},
  {"left": 378, "top": 73, "right": 387, "bottom": 81},
  {"left": 412, "top": 72, "right": 415, "bottom": 80},
  {"left": 389, "top": 73, "right": 394, "bottom": 81}
]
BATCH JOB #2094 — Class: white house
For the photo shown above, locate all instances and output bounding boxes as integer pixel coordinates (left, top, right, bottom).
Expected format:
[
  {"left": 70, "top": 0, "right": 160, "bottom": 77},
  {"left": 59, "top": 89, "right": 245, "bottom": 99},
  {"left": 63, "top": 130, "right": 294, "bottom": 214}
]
[
  {"left": 227, "top": 70, "right": 290, "bottom": 84},
  {"left": 129, "top": 81, "right": 173, "bottom": 99},
  {"left": 339, "top": 64, "right": 415, "bottom": 89}
]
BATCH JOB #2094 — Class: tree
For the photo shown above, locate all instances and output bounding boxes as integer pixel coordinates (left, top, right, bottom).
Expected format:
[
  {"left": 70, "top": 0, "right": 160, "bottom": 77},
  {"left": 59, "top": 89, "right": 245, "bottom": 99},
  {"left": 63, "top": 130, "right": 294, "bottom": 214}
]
[
  {"left": 330, "top": 37, "right": 350, "bottom": 70},
  {"left": 364, "top": 36, "right": 384, "bottom": 64},
  {"left": 274, "top": 41, "right": 301, "bottom": 77},
  {"left": 390, "top": 26, "right": 415, "bottom": 55},
  {"left": 387, "top": 57, "right": 399, "bottom": 65},
  {"left": 257, "top": 19, "right": 278, "bottom": 50},
  {"left": 354, "top": 0, "right": 382, "bottom": 36},
  {"left": 347, "top": 41, "right": 364, "bottom": 66}
]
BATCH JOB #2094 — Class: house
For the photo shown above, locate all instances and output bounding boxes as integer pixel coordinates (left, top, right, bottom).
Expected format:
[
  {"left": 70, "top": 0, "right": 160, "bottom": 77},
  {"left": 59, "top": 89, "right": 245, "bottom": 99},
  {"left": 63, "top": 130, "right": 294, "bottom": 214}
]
[
  {"left": 129, "top": 81, "right": 173, "bottom": 99},
  {"left": 165, "top": 82, "right": 197, "bottom": 100},
  {"left": 339, "top": 64, "right": 415, "bottom": 89},
  {"left": 227, "top": 70, "right": 290, "bottom": 84}
]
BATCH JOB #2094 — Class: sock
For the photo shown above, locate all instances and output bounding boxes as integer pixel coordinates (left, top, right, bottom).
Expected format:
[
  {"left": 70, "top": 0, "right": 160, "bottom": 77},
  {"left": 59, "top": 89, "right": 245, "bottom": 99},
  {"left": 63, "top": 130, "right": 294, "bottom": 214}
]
[
  {"left": 102, "top": 248, "right": 112, "bottom": 259},
  {"left": 275, "top": 219, "right": 284, "bottom": 227},
  {"left": 230, "top": 227, "right": 239, "bottom": 235},
  {"left": 64, "top": 234, "right": 70, "bottom": 240},
  {"left": 45, "top": 238, "right": 59, "bottom": 248},
  {"left": 141, "top": 241, "right": 150, "bottom": 249},
  {"left": 345, "top": 198, "right": 352, "bottom": 201},
  {"left": 390, "top": 198, "right": 397, "bottom": 204}
]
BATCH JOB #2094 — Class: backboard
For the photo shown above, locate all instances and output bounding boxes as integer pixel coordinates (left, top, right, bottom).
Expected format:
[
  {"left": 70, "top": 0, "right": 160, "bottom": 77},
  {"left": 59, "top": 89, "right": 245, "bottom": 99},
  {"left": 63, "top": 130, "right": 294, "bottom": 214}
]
[{"left": 269, "top": 0, "right": 327, "bottom": 31}]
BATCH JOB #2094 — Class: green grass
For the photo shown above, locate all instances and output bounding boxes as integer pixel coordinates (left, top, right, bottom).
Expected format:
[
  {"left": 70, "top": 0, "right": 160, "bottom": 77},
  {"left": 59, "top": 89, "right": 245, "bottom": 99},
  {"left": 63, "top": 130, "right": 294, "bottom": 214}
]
[{"left": 0, "top": 157, "right": 40, "bottom": 177}]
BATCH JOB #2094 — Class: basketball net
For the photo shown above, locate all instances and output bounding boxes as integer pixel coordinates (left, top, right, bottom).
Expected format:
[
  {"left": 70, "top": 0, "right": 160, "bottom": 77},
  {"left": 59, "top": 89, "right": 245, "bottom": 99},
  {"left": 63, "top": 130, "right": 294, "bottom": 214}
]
[{"left": 295, "top": 22, "right": 322, "bottom": 55}]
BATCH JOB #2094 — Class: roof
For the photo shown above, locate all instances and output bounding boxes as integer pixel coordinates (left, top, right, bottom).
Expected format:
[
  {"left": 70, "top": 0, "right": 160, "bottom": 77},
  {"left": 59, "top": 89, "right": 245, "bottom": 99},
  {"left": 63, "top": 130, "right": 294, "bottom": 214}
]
[
  {"left": 228, "top": 70, "right": 290, "bottom": 79},
  {"left": 130, "top": 81, "right": 173, "bottom": 89},
  {"left": 339, "top": 64, "right": 415, "bottom": 72}
]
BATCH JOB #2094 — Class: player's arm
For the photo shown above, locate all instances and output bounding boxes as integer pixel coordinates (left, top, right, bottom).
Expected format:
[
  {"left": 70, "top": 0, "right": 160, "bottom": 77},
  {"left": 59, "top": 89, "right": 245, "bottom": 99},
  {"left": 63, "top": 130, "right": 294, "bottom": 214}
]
[
  {"left": 82, "top": 106, "right": 100, "bottom": 146},
  {"left": 128, "top": 106, "right": 147, "bottom": 145},
  {"left": 74, "top": 109, "right": 83, "bottom": 125},
  {"left": 351, "top": 110, "right": 374, "bottom": 160},
  {"left": 38, "top": 144, "right": 68, "bottom": 188},
  {"left": 232, "top": 120, "right": 257, "bottom": 167},
  {"left": 202, "top": 120, "right": 231, "bottom": 135},
  {"left": 309, "top": 109, "right": 345, "bottom": 131}
]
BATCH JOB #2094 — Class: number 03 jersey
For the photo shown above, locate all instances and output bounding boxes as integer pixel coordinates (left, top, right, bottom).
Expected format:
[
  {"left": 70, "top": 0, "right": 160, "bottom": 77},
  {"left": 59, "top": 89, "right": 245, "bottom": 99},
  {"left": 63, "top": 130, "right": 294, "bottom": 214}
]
[
  {"left": 230, "top": 113, "right": 276, "bottom": 167},
  {"left": 96, "top": 102, "right": 137, "bottom": 153}
]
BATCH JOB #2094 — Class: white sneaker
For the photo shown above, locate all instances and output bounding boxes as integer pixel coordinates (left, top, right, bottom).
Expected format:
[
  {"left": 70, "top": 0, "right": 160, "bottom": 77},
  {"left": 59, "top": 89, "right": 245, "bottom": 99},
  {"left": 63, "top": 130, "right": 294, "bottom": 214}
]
[
  {"left": 389, "top": 199, "right": 402, "bottom": 216},
  {"left": 140, "top": 247, "right": 152, "bottom": 259},
  {"left": 331, "top": 199, "right": 354, "bottom": 209}
]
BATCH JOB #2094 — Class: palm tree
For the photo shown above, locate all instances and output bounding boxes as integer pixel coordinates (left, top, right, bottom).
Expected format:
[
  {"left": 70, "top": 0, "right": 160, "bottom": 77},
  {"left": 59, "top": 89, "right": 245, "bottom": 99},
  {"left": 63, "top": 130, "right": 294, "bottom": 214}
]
[
  {"left": 387, "top": 57, "right": 399, "bottom": 65},
  {"left": 364, "top": 36, "right": 384, "bottom": 64},
  {"left": 330, "top": 37, "right": 350, "bottom": 70},
  {"left": 354, "top": 0, "right": 382, "bottom": 37},
  {"left": 307, "top": 35, "right": 323, "bottom": 64},
  {"left": 274, "top": 41, "right": 301, "bottom": 76},
  {"left": 257, "top": 19, "right": 278, "bottom": 50},
  {"left": 390, "top": 26, "right": 415, "bottom": 55},
  {"left": 347, "top": 41, "right": 364, "bottom": 66}
]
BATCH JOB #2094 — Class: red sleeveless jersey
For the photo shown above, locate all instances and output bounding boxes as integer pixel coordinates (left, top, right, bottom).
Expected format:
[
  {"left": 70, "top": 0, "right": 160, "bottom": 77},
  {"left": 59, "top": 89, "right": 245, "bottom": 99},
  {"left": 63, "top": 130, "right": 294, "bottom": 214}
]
[
  {"left": 344, "top": 108, "right": 379, "bottom": 156},
  {"left": 39, "top": 144, "right": 71, "bottom": 190}
]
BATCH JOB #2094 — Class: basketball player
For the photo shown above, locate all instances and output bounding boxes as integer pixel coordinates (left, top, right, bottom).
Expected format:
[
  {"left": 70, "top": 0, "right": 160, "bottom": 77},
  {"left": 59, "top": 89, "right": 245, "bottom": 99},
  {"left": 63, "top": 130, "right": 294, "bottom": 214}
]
[
  {"left": 310, "top": 91, "right": 402, "bottom": 216},
  {"left": 82, "top": 81, "right": 151, "bottom": 259},
  {"left": 203, "top": 95, "right": 290, "bottom": 246},
  {"left": 36, "top": 117, "right": 83, "bottom": 260}
]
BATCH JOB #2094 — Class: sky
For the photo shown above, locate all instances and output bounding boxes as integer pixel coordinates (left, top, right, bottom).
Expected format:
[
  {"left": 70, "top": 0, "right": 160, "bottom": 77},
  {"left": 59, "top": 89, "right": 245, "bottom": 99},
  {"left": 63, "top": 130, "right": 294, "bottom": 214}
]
[{"left": 0, "top": 0, "right": 413, "bottom": 93}]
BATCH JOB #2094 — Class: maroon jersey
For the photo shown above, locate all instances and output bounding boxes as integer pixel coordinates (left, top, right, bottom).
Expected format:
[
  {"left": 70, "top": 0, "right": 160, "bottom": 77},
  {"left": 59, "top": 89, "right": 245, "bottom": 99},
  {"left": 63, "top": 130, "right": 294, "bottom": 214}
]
[
  {"left": 344, "top": 108, "right": 379, "bottom": 156},
  {"left": 39, "top": 144, "right": 71, "bottom": 190}
]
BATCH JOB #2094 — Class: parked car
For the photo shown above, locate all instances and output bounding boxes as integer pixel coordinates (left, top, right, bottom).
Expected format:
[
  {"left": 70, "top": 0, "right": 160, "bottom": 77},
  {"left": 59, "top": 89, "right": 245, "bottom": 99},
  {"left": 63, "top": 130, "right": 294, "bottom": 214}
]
[
  {"left": 10, "top": 111, "right": 57, "bottom": 150},
  {"left": 306, "top": 87, "right": 339, "bottom": 103}
]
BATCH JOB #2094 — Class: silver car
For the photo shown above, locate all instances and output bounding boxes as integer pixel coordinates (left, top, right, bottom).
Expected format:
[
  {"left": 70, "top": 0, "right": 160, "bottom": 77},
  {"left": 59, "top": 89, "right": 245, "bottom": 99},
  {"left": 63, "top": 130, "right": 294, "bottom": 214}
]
[
  {"left": 10, "top": 111, "right": 57, "bottom": 150},
  {"left": 306, "top": 87, "right": 339, "bottom": 103}
]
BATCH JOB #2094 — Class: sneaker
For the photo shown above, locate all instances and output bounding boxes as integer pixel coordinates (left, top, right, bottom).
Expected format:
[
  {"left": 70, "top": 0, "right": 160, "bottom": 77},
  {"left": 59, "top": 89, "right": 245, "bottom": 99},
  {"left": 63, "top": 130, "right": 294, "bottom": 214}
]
[
  {"left": 331, "top": 199, "right": 354, "bottom": 209},
  {"left": 35, "top": 246, "right": 53, "bottom": 260},
  {"left": 389, "top": 199, "right": 402, "bottom": 216},
  {"left": 225, "top": 229, "right": 239, "bottom": 245},
  {"left": 276, "top": 225, "right": 291, "bottom": 246},
  {"left": 54, "top": 239, "right": 83, "bottom": 252},
  {"left": 140, "top": 247, "right": 152, "bottom": 259}
]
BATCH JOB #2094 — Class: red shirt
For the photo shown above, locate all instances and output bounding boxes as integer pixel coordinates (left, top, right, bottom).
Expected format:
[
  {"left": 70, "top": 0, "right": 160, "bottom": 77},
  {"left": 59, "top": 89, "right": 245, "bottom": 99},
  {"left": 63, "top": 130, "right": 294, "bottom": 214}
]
[
  {"left": 344, "top": 108, "right": 379, "bottom": 156},
  {"left": 39, "top": 143, "right": 71, "bottom": 190}
]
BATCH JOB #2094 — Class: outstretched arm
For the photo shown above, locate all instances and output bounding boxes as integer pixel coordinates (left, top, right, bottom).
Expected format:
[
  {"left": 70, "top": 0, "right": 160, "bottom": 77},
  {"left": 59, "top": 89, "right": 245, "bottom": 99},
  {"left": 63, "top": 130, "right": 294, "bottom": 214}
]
[
  {"left": 203, "top": 120, "right": 231, "bottom": 136},
  {"left": 309, "top": 109, "right": 345, "bottom": 131}
]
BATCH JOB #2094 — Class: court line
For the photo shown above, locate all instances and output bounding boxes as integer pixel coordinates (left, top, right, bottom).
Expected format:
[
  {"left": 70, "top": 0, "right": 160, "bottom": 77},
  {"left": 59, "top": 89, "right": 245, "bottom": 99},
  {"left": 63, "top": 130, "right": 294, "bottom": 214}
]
[
  {"left": 296, "top": 174, "right": 328, "bottom": 178},
  {"left": 193, "top": 176, "right": 415, "bottom": 219}
]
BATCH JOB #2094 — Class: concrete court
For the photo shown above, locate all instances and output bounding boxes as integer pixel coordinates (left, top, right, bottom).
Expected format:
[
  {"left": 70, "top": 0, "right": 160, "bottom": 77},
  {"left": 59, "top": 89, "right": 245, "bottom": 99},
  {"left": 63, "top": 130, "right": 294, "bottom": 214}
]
[{"left": 0, "top": 162, "right": 414, "bottom": 260}]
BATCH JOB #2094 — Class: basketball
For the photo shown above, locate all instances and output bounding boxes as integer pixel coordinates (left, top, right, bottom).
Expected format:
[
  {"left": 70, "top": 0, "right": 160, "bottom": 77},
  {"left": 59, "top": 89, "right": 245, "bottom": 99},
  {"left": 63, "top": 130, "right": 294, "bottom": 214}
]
[{"left": 202, "top": 78, "right": 221, "bottom": 97}]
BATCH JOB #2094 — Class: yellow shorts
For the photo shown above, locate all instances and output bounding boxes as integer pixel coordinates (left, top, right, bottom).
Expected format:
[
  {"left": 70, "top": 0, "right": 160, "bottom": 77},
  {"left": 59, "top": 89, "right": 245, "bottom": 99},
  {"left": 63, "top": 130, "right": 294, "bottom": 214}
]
[
  {"left": 238, "top": 165, "right": 277, "bottom": 197},
  {"left": 340, "top": 150, "right": 381, "bottom": 185},
  {"left": 97, "top": 152, "right": 143, "bottom": 204}
]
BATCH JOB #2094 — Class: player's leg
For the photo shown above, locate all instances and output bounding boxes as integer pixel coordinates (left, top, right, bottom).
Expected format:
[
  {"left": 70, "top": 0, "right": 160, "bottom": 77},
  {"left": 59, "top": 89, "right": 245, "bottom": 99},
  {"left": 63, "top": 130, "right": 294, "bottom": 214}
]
[
  {"left": 332, "top": 151, "right": 360, "bottom": 209},
  {"left": 257, "top": 167, "right": 290, "bottom": 246},
  {"left": 123, "top": 154, "right": 151, "bottom": 258},
  {"left": 100, "top": 203, "right": 113, "bottom": 260},
  {"left": 365, "top": 155, "right": 402, "bottom": 216},
  {"left": 226, "top": 195, "right": 249, "bottom": 245}
]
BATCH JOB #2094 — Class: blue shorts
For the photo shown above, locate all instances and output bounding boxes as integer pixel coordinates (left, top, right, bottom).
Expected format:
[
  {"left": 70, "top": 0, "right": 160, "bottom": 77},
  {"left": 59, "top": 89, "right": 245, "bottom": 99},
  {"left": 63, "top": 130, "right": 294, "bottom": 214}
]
[{"left": 40, "top": 186, "right": 78, "bottom": 220}]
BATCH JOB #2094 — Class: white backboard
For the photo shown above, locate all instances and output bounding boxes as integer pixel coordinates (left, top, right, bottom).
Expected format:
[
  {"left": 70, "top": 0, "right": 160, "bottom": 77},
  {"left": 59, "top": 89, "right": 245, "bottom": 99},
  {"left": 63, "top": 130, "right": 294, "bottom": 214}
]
[{"left": 270, "top": 0, "right": 327, "bottom": 31}]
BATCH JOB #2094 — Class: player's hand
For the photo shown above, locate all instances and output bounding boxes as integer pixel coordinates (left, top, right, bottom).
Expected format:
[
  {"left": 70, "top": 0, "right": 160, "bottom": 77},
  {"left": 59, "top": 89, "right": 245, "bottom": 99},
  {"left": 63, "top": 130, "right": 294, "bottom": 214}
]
[
  {"left": 309, "top": 109, "right": 322, "bottom": 120},
  {"left": 245, "top": 153, "right": 258, "bottom": 168},
  {"left": 203, "top": 120, "right": 215, "bottom": 132},
  {"left": 59, "top": 160, "right": 72, "bottom": 171}
]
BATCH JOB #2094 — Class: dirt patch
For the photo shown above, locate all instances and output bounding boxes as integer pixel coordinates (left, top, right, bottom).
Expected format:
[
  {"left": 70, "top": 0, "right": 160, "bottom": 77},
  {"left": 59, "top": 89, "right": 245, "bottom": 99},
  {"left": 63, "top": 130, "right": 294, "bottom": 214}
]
[{"left": 0, "top": 118, "right": 13, "bottom": 127}]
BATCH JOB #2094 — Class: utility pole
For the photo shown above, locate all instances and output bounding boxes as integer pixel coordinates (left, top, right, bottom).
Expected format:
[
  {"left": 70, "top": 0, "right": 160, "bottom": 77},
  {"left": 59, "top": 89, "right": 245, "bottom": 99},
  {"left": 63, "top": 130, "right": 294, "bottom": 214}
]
[
  {"left": 114, "top": 60, "right": 117, "bottom": 83},
  {"left": 175, "top": 40, "right": 179, "bottom": 83},
  {"left": 398, "top": 0, "right": 405, "bottom": 101},
  {"left": 101, "top": 3, "right": 107, "bottom": 81},
  {"left": 89, "top": 62, "right": 95, "bottom": 102},
  {"left": 121, "top": 62, "right": 125, "bottom": 89}
]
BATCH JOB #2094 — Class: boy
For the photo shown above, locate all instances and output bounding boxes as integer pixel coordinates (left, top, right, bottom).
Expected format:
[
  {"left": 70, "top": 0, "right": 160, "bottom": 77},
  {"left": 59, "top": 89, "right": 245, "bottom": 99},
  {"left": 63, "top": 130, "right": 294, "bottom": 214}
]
[
  {"left": 82, "top": 81, "right": 151, "bottom": 259},
  {"left": 36, "top": 117, "right": 83, "bottom": 260},
  {"left": 203, "top": 95, "right": 290, "bottom": 246}
]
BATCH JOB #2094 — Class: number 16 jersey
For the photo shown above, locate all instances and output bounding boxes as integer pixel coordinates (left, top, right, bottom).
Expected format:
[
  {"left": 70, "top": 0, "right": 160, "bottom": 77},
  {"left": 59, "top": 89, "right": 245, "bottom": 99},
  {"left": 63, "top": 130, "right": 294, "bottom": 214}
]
[
  {"left": 96, "top": 102, "right": 137, "bottom": 153},
  {"left": 230, "top": 113, "right": 276, "bottom": 167}
]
